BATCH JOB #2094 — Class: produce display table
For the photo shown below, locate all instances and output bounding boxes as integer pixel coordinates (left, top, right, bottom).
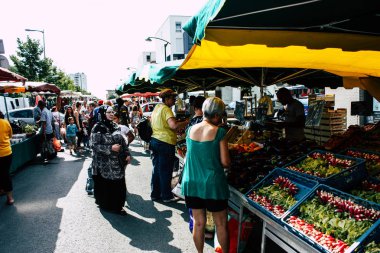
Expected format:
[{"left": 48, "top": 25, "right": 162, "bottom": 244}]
[
  {"left": 260, "top": 220, "right": 319, "bottom": 253},
  {"left": 10, "top": 134, "right": 40, "bottom": 174},
  {"left": 228, "top": 185, "right": 320, "bottom": 253}
]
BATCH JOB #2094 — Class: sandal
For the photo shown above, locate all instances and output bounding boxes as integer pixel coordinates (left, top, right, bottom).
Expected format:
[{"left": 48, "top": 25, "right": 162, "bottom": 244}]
[{"left": 6, "top": 198, "right": 14, "bottom": 205}]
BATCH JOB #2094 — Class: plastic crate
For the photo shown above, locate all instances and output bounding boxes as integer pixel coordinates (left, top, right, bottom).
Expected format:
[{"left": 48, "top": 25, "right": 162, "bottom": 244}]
[
  {"left": 347, "top": 176, "right": 380, "bottom": 205},
  {"left": 341, "top": 148, "right": 380, "bottom": 176},
  {"left": 245, "top": 168, "right": 318, "bottom": 222},
  {"left": 354, "top": 221, "right": 380, "bottom": 253},
  {"left": 283, "top": 149, "right": 366, "bottom": 191},
  {"left": 282, "top": 184, "right": 380, "bottom": 253}
]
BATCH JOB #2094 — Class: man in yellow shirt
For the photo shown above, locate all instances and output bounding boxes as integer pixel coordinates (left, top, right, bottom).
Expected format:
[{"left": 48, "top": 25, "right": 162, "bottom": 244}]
[
  {"left": 150, "top": 89, "right": 189, "bottom": 203},
  {"left": 0, "top": 110, "right": 14, "bottom": 205}
]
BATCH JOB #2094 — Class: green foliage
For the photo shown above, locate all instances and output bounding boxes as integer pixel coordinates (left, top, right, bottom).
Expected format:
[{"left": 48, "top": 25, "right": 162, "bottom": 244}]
[
  {"left": 9, "top": 37, "right": 78, "bottom": 92},
  {"left": 10, "top": 37, "right": 51, "bottom": 81}
]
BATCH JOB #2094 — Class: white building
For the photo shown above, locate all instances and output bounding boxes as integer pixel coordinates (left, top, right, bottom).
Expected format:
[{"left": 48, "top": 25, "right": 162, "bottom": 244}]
[
  {"left": 150, "top": 15, "right": 193, "bottom": 63},
  {"left": 138, "top": 51, "right": 156, "bottom": 66},
  {"left": 0, "top": 39, "right": 10, "bottom": 68},
  {"left": 69, "top": 72, "right": 87, "bottom": 91}
]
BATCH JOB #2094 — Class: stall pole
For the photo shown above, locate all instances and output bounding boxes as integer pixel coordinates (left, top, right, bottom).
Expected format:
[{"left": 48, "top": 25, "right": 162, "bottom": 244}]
[{"left": 3, "top": 94, "right": 10, "bottom": 121}]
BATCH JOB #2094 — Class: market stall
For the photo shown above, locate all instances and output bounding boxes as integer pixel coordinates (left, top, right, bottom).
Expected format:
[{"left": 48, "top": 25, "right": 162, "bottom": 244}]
[
  {"left": 0, "top": 70, "right": 40, "bottom": 173},
  {"left": 164, "top": 0, "right": 380, "bottom": 251},
  {"left": 10, "top": 132, "right": 40, "bottom": 174}
]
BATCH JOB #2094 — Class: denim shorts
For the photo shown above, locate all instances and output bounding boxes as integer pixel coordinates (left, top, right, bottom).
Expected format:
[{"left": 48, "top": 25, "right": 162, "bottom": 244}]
[
  {"left": 67, "top": 136, "right": 76, "bottom": 146},
  {"left": 185, "top": 196, "right": 228, "bottom": 212}
]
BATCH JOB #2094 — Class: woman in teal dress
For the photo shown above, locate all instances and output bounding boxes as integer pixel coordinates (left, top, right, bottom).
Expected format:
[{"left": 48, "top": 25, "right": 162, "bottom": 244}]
[{"left": 181, "top": 97, "right": 231, "bottom": 253}]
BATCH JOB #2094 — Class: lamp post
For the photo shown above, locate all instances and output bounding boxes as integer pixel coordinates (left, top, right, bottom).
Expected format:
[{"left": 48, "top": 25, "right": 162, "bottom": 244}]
[
  {"left": 25, "top": 29, "right": 45, "bottom": 58},
  {"left": 145, "top": 36, "right": 171, "bottom": 62}
]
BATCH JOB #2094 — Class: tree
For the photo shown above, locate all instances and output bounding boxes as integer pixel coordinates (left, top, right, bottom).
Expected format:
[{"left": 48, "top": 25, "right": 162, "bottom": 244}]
[
  {"left": 10, "top": 37, "right": 76, "bottom": 91},
  {"left": 10, "top": 37, "right": 51, "bottom": 81}
]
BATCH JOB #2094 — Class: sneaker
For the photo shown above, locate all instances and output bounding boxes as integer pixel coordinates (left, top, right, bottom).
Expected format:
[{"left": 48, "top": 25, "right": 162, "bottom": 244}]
[{"left": 163, "top": 196, "right": 180, "bottom": 203}]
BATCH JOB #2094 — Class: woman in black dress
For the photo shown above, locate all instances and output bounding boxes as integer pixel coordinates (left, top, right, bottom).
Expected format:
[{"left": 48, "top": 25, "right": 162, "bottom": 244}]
[{"left": 91, "top": 105, "right": 131, "bottom": 215}]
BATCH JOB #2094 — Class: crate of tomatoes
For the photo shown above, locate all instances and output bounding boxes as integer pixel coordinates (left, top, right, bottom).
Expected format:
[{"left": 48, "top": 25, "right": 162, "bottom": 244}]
[
  {"left": 245, "top": 168, "right": 318, "bottom": 222},
  {"left": 282, "top": 184, "right": 380, "bottom": 253},
  {"left": 283, "top": 150, "right": 366, "bottom": 191}
]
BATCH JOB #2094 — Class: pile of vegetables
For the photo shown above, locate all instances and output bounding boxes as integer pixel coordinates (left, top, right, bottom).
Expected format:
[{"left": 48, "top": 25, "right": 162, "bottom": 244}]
[
  {"left": 247, "top": 176, "right": 298, "bottom": 217},
  {"left": 364, "top": 241, "right": 380, "bottom": 253},
  {"left": 23, "top": 124, "right": 37, "bottom": 134},
  {"left": 345, "top": 150, "right": 380, "bottom": 175},
  {"left": 350, "top": 180, "right": 380, "bottom": 204},
  {"left": 287, "top": 152, "right": 354, "bottom": 178},
  {"left": 286, "top": 190, "right": 380, "bottom": 253}
]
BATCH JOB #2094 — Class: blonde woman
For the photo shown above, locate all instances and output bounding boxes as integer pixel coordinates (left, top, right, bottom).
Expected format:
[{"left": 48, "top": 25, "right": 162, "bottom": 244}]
[{"left": 181, "top": 97, "right": 231, "bottom": 253}]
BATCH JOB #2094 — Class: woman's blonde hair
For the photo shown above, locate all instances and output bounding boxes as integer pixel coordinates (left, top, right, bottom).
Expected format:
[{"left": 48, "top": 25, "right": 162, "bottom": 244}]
[{"left": 202, "top": 97, "right": 225, "bottom": 120}]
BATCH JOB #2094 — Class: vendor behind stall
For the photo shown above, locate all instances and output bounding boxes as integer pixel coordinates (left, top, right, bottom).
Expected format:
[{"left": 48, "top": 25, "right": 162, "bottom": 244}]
[{"left": 276, "top": 87, "right": 306, "bottom": 142}]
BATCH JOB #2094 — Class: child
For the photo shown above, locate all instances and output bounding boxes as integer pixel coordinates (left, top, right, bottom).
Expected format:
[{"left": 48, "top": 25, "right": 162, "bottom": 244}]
[
  {"left": 60, "top": 122, "right": 67, "bottom": 143},
  {"left": 82, "top": 120, "right": 90, "bottom": 148},
  {"left": 66, "top": 117, "right": 78, "bottom": 155}
]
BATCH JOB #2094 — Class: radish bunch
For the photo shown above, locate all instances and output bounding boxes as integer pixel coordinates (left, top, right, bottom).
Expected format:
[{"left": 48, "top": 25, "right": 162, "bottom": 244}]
[{"left": 288, "top": 216, "right": 349, "bottom": 253}]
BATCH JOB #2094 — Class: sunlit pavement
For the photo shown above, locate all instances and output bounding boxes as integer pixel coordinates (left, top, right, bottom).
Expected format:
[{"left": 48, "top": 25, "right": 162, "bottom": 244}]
[{"left": 0, "top": 141, "right": 215, "bottom": 253}]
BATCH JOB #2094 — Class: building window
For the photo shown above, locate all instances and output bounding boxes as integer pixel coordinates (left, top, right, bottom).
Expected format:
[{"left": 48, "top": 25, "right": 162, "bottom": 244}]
[
  {"left": 175, "top": 22, "right": 182, "bottom": 32},
  {"left": 146, "top": 55, "right": 151, "bottom": 62}
]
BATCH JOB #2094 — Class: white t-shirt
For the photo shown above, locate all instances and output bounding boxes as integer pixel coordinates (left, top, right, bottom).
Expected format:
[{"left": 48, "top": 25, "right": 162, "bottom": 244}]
[{"left": 119, "top": 124, "right": 132, "bottom": 144}]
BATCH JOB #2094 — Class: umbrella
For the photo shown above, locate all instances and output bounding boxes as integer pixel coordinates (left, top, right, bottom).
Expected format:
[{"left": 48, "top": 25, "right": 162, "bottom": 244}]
[
  {"left": 181, "top": 0, "right": 380, "bottom": 99},
  {"left": 0, "top": 67, "right": 27, "bottom": 83}
]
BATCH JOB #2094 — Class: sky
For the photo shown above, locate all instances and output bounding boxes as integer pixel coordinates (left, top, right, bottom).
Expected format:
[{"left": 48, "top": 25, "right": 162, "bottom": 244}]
[{"left": 0, "top": 0, "right": 208, "bottom": 99}]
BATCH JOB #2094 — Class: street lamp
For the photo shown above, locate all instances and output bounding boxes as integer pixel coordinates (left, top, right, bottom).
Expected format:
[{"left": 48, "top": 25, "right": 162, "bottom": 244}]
[
  {"left": 25, "top": 28, "right": 45, "bottom": 58},
  {"left": 145, "top": 36, "right": 171, "bottom": 62}
]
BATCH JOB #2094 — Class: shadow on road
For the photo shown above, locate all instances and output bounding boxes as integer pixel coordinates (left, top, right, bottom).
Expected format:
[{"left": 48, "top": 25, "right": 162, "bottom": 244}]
[
  {"left": 0, "top": 154, "right": 85, "bottom": 253},
  {"left": 101, "top": 192, "right": 182, "bottom": 253}
]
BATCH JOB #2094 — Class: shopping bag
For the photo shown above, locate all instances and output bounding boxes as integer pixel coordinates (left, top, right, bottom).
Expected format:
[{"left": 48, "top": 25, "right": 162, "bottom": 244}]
[
  {"left": 52, "top": 137, "right": 62, "bottom": 152},
  {"left": 41, "top": 138, "right": 56, "bottom": 160},
  {"left": 171, "top": 182, "right": 184, "bottom": 199}
]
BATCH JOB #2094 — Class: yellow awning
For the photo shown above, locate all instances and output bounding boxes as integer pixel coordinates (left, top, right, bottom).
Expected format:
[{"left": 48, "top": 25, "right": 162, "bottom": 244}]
[{"left": 181, "top": 29, "right": 380, "bottom": 78}]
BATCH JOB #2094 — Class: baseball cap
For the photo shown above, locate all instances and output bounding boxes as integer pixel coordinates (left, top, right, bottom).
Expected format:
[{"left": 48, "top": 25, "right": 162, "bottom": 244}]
[
  {"left": 98, "top": 100, "right": 104, "bottom": 105},
  {"left": 159, "top": 88, "right": 177, "bottom": 99}
]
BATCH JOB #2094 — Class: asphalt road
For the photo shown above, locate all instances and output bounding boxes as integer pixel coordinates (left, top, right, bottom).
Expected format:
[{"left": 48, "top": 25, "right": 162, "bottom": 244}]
[{"left": 0, "top": 141, "right": 215, "bottom": 253}]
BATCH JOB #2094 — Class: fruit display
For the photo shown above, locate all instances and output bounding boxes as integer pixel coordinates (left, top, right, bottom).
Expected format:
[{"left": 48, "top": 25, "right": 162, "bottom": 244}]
[
  {"left": 324, "top": 122, "right": 380, "bottom": 152},
  {"left": 227, "top": 139, "right": 319, "bottom": 193},
  {"left": 228, "top": 142, "right": 262, "bottom": 153},
  {"left": 286, "top": 151, "right": 356, "bottom": 178},
  {"left": 285, "top": 188, "right": 380, "bottom": 253},
  {"left": 344, "top": 149, "right": 380, "bottom": 176},
  {"left": 349, "top": 180, "right": 380, "bottom": 204}
]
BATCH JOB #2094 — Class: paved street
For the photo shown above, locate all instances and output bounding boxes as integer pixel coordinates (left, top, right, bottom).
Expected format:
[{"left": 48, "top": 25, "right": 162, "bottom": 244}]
[{"left": 0, "top": 141, "right": 215, "bottom": 253}]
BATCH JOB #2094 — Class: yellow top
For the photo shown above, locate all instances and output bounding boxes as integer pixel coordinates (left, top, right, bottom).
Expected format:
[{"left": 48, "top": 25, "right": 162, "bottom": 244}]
[
  {"left": 151, "top": 104, "right": 177, "bottom": 145},
  {"left": 0, "top": 119, "right": 12, "bottom": 157}
]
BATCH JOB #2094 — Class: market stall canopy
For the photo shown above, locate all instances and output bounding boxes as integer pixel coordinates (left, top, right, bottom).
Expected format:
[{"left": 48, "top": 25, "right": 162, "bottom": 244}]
[
  {"left": 0, "top": 83, "right": 26, "bottom": 93},
  {"left": 59, "top": 90, "right": 82, "bottom": 98},
  {"left": 127, "top": 59, "right": 344, "bottom": 93},
  {"left": 25, "top": 82, "right": 60, "bottom": 94},
  {"left": 181, "top": 0, "right": 380, "bottom": 98},
  {"left": 120, "top": 92, "right": 160, "bottom": 99},
  {"left": 0, "top": 67, "right": 27, "bottom": 83}
]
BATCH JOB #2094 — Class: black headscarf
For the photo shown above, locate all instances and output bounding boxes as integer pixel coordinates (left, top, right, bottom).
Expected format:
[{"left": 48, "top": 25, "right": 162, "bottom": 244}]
[{"left": 97, "top": 105, "right": 119, "bottom": 133}]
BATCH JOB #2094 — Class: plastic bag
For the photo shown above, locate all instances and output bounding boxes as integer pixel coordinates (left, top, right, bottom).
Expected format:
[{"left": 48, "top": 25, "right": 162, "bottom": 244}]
[{"left": 52, "top": 137, "right": 62, "bottom": 152}]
